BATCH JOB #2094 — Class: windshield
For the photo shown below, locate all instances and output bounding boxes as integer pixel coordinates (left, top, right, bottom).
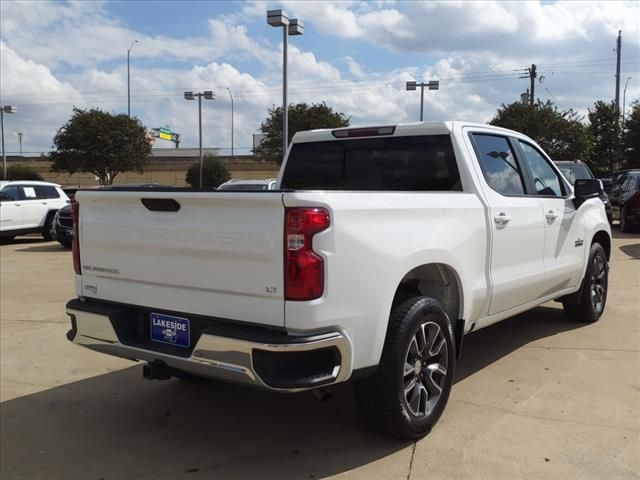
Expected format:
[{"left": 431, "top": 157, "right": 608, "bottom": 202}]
[{"left": 558, "top": 164, "right": 593, "bottom": 184}]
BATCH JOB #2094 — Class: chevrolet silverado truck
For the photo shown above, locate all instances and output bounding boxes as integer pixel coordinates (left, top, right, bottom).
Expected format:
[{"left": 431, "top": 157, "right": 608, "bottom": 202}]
[{"left": 65, "top": 122, "right": 611, "bottom": 439}]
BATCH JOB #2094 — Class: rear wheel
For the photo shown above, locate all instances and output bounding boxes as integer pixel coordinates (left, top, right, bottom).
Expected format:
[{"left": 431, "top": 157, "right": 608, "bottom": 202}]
[
  {"left": 59, "top": 239, "right": 72, "bottom": 249},
  {"left": 354, "top": 297, "right": 455, "bottom": 439},
  {"left": 563, "top": 243, "right": 608, "bottom": 323}
]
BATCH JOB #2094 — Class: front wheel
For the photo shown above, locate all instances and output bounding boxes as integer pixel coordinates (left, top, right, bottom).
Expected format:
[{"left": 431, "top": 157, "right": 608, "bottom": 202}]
[
  {"left": 42, "top": 212, "right": 56, "bottom": 241},
  {"left": 354, "top": 297, "right": 456, "bottom": 439},
  {"left": 563, "top": 243, "right": 608, "bottom": 323},
  {"left": 620, "top": 206, "right": 631, "bottom": 233}
]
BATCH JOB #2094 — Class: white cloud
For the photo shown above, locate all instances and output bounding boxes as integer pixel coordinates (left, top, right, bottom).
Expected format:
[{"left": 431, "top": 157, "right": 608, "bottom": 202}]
[
  {"left": 289, "top": 0, "right": 639, "bottom": 58},
  {"left": 344, "top": 56, "right": 366, "bottom": 79},
  {"left": 1, "top": 0, "right": 639, "bottom": 157}
]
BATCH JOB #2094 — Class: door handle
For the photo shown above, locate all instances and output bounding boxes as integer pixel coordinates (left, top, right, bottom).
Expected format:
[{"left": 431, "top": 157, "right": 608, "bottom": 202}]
[
  {"left": 545, "top": 210, "right": 558, "bottom": 221},
  {"left": 494, "top": 213, "right": 511, "bottom": 225}
]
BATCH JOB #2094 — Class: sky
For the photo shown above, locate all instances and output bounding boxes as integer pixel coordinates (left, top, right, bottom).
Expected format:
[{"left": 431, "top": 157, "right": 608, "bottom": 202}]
[{"left": 1, "top": 0, "right": 639, "bottom": 156}]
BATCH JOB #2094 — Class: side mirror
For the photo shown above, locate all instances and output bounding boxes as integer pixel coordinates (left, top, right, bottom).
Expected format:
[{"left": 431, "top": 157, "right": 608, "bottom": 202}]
[{"left": 573, "top": 179, "right": 601, "bottom": 208}]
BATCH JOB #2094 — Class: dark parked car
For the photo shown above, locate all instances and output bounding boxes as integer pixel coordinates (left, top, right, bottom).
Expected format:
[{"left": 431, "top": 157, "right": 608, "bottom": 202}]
[
  {"left": 556, "top": 160, "right": 612, "bottom": 223},
  {"left": 609, "top": 170, "right": 640, "bottom": 233},
  {"left": 53, "top": 204, "right": 73, "bottom": 248}
]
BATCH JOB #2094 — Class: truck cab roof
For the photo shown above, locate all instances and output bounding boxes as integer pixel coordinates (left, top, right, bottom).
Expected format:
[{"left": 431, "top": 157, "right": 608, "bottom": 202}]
[{"left": 291, "top": 121, "right": 524, "bottom": 143}]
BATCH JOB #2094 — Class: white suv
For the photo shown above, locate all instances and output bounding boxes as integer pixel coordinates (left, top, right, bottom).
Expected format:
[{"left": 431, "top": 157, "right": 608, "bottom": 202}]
[{"left": 0, "top": 181, "right": 70, "bottom": 240}]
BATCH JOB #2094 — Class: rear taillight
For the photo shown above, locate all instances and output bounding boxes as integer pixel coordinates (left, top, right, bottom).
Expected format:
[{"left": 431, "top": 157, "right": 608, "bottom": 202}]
[
  {"left": 285, "top": 207, "right": 330, "bottom": 301},
  {"left": 71, "top": 201, "right": 81, "bottom": 274}
]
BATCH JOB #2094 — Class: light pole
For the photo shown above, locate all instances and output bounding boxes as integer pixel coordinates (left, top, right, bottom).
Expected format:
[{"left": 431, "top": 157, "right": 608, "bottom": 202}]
[
  {"left": 16, "top": 132, "right": 24, "bottom": 158},
  {"left": 184, "top": 91, "right": 215, "bottom": 187},
  {"left": 406, "top": 80, "right": 440, "bottom": 121},
  {"left": 623, "top": 76, "right": 632, "bottom": 122},
  {"left": 127, "top": 40, "right": 139, "bottom": 117},
  {"left": 1, "top": 105, "right": 17, "bottom": 180},
  {"left": 226, "top": 88, "right": 234, "bottom": 160},
  {"left": 267, "top": 10, "right": 303, "bottom": 162}
]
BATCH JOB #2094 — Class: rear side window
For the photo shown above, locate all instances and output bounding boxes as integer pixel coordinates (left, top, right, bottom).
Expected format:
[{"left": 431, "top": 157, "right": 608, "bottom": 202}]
[
  {"left": 472, "top": 134, "right": 525, "bottom": 195},
  {"left": 1, "top": 185, "right": 22, "bottom": 200},
  {"left": 281, "top": 135, "right": 461, "bottom": 191},
  {"left": 34, "top": 185, "right": 60, "bottom": 199},
  {"left": 21, "top": 186, "right": 38, "bottom": 199},
  {"left": 627, "top": 176, "right": 640, "bottom": 192}
]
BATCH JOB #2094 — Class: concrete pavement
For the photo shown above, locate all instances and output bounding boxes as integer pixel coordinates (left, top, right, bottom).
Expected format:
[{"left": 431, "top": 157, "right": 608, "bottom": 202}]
[{"left": 1, "top": 231, "right": 638, "bottom": 479}]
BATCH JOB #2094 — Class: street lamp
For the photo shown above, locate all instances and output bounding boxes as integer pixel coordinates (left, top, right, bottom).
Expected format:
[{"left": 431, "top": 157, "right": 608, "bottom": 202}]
[
  {"left": 127, "top": 40, "right": 139, "bottom": 117},
  {"left": 623, "top": 76, "right": 632, "bottom": 122},
  {"left": 267, "top": 9, "right": 304, "bottom": 162},
  {"left": 406, "top": 80, "right": 439, "bottom": 121},
  {"left": 226, "top": 88, "right": 234, "bottom": 160},
  {"left": 1, "top": 105, "right": 17, "bottom": 180},
  {"left": 184, "top": 91, "right": 215, "bottom": 187}
]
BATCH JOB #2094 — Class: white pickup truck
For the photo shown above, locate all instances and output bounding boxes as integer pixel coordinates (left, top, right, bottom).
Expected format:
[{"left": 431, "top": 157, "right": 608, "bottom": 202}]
[{"left": 66, "top": 122, "right": 611, "bottom": 439}]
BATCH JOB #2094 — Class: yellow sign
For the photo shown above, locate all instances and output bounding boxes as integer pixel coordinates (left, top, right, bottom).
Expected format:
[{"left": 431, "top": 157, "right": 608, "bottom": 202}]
[{"left": 159, "top": 132, "right": 172, "bottom": 141}]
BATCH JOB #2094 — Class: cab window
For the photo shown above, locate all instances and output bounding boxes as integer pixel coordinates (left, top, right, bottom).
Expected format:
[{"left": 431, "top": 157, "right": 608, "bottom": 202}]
[
  {"left": 518, "top": 141, "right": 566, "bottom": 197},
  {"left": 471, "top": 134, "right": 526, "bottom": 195}
]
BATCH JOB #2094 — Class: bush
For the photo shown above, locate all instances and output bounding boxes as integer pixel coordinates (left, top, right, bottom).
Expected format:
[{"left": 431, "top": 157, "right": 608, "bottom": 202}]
[
  {"left": 185, "top": 155, "right": 231, "bottom": 188},
  {"left": 6, "top": 165, "right": 44, "bottom": 181}
]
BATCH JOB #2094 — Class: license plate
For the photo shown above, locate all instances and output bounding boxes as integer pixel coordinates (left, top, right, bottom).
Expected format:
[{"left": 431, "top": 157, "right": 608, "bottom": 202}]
[{"left": 150, "top": 313, "right": 190, "bottom": 348}]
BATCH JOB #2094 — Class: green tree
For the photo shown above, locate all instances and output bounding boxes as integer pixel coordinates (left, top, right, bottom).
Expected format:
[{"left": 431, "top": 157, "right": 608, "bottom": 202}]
[
  {"left": 185, "top": 155, "right": 231, "bottom": 188},
  {"left": 255, "top": 102, "right": 350, "bottom": 163},
  {"left": 489, "top": 100, "right": 591, "bottom": 162},
  {"left": 50, "top": 108, "right": 151, "bottom": 185},
  {"left": 587, "top": 100, "right": 623, "bottom": 175},
  {"left": 622, "top": 100, "right": 640, "bottom": 169},
  {"left": 6, "top": 165, "right": 44, "bottom": 181}
]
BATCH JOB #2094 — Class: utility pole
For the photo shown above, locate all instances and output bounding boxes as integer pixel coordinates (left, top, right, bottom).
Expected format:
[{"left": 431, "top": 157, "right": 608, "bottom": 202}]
[
  {"left": 615, "top": 30, "right": 622, "bottom": 114},
  {"left": 226, "top": 88, "right": 234, "bottom": 160},
  {"left": 529, "top": 64, "right": 537, "bottom": 106},
  {"left": 127, "top": 40, "right": 138, "bottom": 118},
  {"left": 519, "top": 65, "right": 537, "bottom": 106}
]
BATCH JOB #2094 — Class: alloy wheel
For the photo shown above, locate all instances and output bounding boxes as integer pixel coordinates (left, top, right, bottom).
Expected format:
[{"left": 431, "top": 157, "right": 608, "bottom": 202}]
[
  {"left": 402, "top": 320, "right": 448, "bottom": 417},
  {"left": 590, "top": 252, "right": 607, "bottom": 314}
]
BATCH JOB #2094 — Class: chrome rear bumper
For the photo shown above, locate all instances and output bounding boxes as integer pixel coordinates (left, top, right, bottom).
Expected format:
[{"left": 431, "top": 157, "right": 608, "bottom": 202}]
[{"left": 66, "top": 301, "right": 352, "bottom": 392}]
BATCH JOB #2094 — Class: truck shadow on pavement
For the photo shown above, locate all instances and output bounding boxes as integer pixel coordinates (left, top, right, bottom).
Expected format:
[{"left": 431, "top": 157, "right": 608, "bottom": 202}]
[
  {"left": 1, "top": 305, "right": 586, "bottom": 480},
  {"left": 14, "top": 243, "right": 70, "bottom": 253}
]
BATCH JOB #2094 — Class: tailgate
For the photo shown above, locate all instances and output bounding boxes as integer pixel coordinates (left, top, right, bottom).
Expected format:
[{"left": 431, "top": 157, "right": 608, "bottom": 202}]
[{"left": 76, "top": 190, "right": 285, "bottom": 327}]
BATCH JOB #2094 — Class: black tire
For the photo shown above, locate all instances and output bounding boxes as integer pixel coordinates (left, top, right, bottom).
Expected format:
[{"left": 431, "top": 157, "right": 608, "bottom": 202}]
[
  {"left": 563, "top": 243, "right": 608, "bottom": 323},
  {"left": 354, "top": 297, "right": 456, "bottom": 440},
  {"left": 42, "top": 212, "right": 56, "bottom": 241},
  {"left": 59, "top": 239, "right": 72, "bottom": 249},
  {"left": 620, "top": 206, "right": 630, "bottom": 233}
]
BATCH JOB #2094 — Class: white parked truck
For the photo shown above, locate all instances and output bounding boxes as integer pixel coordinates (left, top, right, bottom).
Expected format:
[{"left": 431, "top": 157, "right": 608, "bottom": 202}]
[{"left": 66, "top": 122, "right": 611, "bottom": 439}]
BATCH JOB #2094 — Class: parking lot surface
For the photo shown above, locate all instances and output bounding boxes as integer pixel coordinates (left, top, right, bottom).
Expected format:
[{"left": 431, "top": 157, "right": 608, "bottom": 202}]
[{"left": 1, "top": 232, "right": 639, "bottom": 480}]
